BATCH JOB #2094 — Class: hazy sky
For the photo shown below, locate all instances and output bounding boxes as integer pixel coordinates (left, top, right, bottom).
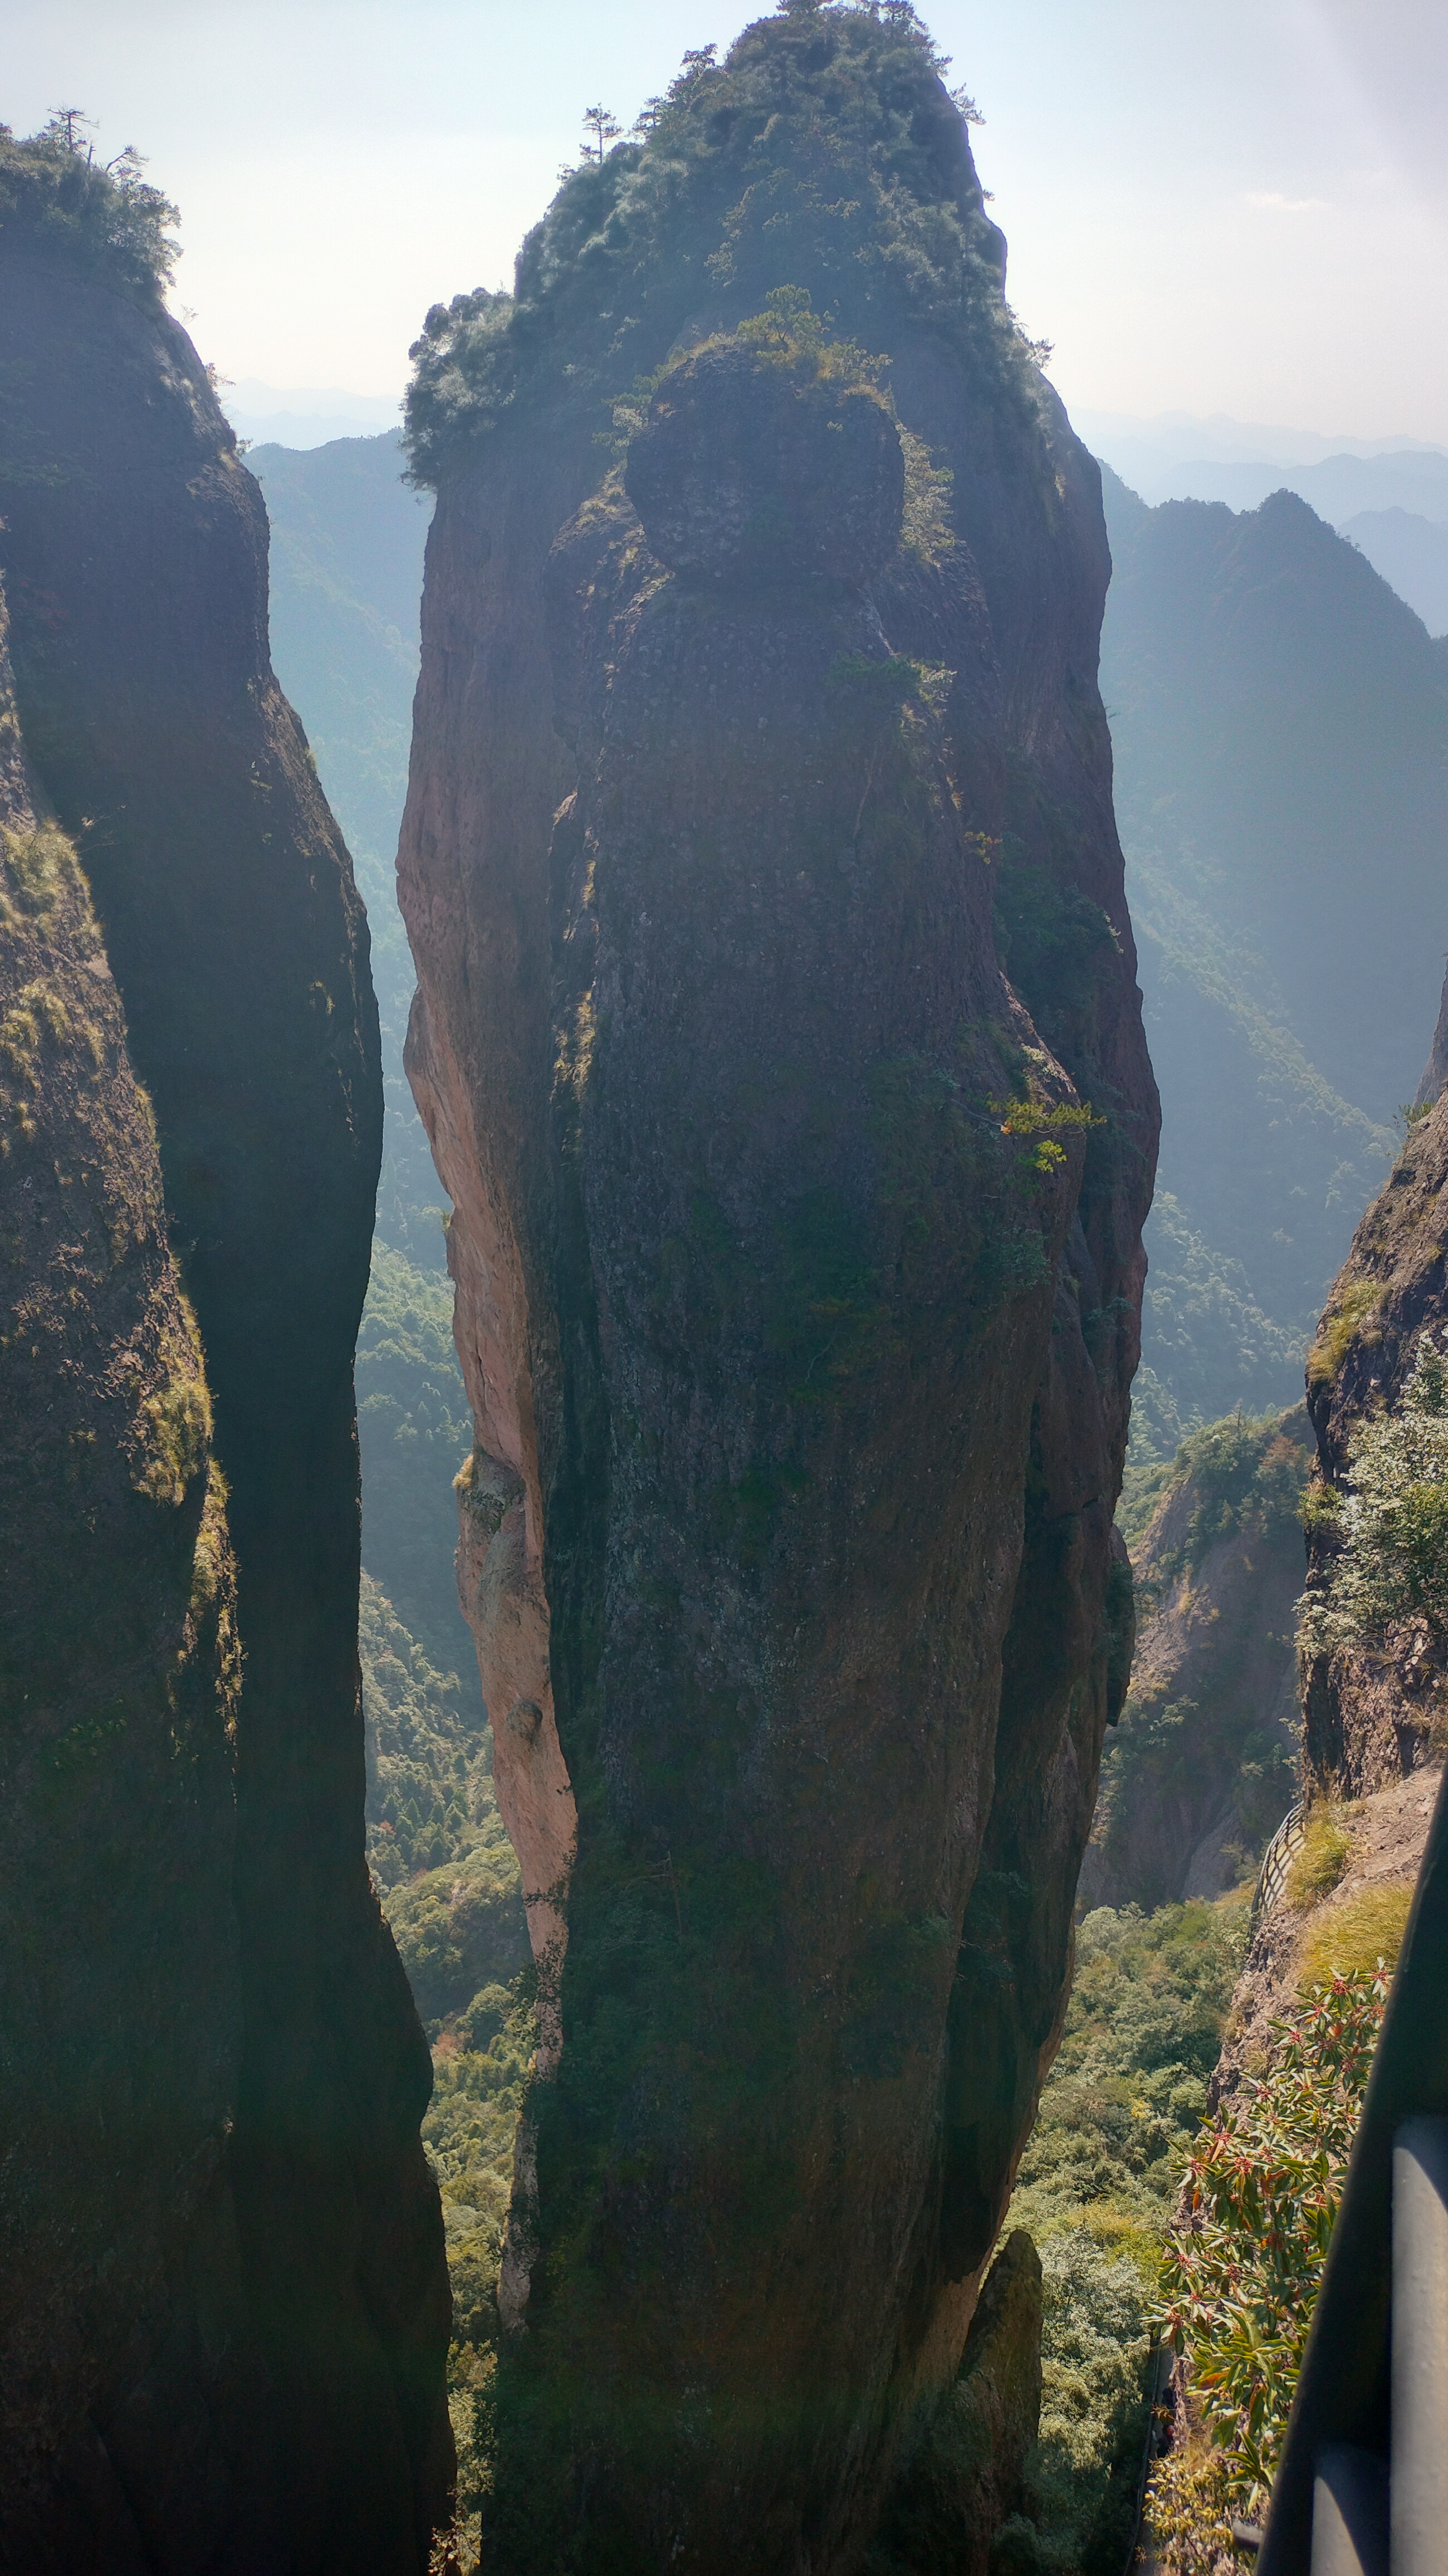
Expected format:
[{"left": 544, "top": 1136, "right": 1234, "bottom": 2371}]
[{"left": 4, "top": 0, "right": 1446, "bottom": 440}]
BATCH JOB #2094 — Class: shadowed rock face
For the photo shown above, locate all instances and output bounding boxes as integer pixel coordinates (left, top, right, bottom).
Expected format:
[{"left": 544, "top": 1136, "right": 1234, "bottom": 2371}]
[
  {"left": 870, "top": 2229, "right": 1043, "bottom": 2576},
  {"left": 0, "top": 579, "right": 244, "bottom": 2569},
  {"left": 0, "top": 242, "right": 450, "bottom": 2570},
  {"left": 399, "top": 14, "right": 1156, "bottom": 2568}
]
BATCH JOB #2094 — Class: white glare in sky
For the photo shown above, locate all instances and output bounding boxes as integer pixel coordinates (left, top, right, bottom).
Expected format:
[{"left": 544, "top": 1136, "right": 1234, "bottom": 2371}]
[{"left": 2, "top": 0, "right": 1445, "bottom": 441}]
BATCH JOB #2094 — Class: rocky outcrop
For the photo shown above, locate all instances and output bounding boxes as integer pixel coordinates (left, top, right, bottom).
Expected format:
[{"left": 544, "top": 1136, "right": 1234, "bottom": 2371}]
[
  {"left": 1207, "top": 1075, "right": 1448, "bottom": 2110},
  {"left": 0, "top": 160, "right": 449, "bottom": 2569},
  {"left": 398, "top": 14, "right": 1156, "bottom": 2568},
  {"left": 1082, "top": 1410, "right": 1310, "bottom": 1911},
  {"left": 1301, "top": 1091, "right": 1448, "bottom": 1792}
]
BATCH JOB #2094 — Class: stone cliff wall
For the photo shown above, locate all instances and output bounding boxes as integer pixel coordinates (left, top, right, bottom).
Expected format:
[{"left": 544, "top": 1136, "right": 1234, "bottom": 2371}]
[
  {"left": 1204, "top": 1047, "right": 1448, "bottom": 2188},
  {"left": 1080, "top": 1409, "right": 1310, "bottom": 1912},
  {"left": 399, "top": 14, "right": 1156, "bottom": 2569},
  {"left": 0, "top": 577, "right": 245, "bottom": 2567},
  {"left": 1301, "top": 1090, "right": 1448, "bottom": 1793},
  {"left": 0, "top": 217, "right": 450, "bottom": 2568}
]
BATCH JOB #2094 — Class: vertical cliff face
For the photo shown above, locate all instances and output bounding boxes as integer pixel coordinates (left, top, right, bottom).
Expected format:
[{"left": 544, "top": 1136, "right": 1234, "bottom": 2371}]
[
  {"left": 0, "top": 580, "right": 244, "bottom": 2565},
  {"left": 0, "top": 179, "right": 450, "bottom": 2569},
  {"left": 399, "top": 15, "right": 1156, "bottom": 2568},
  {"left": 1080, "top": 1409, "right": 1310, "bottom": 1912}
]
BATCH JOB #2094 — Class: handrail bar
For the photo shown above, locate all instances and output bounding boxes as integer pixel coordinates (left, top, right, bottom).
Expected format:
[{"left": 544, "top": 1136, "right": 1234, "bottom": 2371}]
[{"left": 1254, "top": 1801, "right": 1308, "bottom": 1927}]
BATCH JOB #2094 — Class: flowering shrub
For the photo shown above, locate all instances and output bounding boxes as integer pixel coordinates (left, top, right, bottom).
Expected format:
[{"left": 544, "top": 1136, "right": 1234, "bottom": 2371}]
[{"left": 1153, "top": 1965, "right": 1388, "bottom": 2525}]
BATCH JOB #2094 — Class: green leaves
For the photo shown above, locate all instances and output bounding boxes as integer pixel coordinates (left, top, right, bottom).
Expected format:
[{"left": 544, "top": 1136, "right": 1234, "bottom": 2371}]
[
  {"left": 1155, "top": 1964, "right": 1388, "bottom": 2520},
  {"left": 0, "top": 124, "right": 179, "bottom": 300},
  {"left": 403, "top": 7, "right": 1034, "bottom": 487},
  {"left": 1300, "top": 1325, "right": 1448, "bottom": 1655}
]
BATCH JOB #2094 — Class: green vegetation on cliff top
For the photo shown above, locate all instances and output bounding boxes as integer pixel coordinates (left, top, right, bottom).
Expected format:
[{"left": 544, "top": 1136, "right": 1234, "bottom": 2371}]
[
  {"left": 0, "top": 119, "right": 178, "bottom": 299},
  {"left": 1118, "top": 1403, "right": 1310, "bottom": 1564},
  {"left": 405, "top": 3, "right": 1033, "bottom": 484}
]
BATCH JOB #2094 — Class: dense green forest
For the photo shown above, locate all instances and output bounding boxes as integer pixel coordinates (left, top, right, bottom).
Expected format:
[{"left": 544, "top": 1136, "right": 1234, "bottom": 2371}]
[{"left": 1009, "top": 1894, "right": 1249, "bottom": 2575}]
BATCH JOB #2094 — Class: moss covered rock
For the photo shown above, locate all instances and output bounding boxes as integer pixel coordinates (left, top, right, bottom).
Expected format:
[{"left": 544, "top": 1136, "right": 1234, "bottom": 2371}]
[
  {"left": 625, "top": 312, "right": 904, "bottom": 588},
  {"left": 0, "top": 176, "right": 450, "bottom": 2567}
]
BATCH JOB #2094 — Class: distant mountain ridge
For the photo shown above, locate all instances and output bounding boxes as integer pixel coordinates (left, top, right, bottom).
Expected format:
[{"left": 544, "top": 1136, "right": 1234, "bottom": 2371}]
[
  {"left": 1081, "top": 414, "right": 1448, "bottom": 638},
  {"left": 1074, "top": 408, "right": 1446, "bottom": 469},
  {"left": 228, "top": 378, "right": 402, "bottom": 448},
  {"left": 1339, "top": 508, "right": 1448, "bottom": 638},
  {"left": 1100, "top": 468, "right": 1448, "bottom": 1453},
  {"left": 1096, "top": 446, "right": 1448, "bottom": 525}
]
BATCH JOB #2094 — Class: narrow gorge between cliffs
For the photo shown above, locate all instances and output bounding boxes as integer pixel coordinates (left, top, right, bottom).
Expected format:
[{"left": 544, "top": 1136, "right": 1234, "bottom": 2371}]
[{"left": 7, "top": 11, "right": 1446, "bottom": 2575}]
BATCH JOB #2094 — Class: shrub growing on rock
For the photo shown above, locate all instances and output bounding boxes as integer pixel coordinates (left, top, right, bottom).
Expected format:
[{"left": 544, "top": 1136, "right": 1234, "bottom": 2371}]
[
  {"left": 1300, "top": 1328, "right": 1448, "bottom": 1656},
  {"left": 1153, "top": 1965, "right": 1389, "bottom": 2539}
]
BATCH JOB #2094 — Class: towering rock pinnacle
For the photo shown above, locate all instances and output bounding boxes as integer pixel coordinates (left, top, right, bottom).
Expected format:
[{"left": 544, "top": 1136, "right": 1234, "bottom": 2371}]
[
  {"left": 0, "top": 143, "right": 450, "bottom": 2570},
  {"left": 400, "top": 12, "right": 1156, "bottom": 2567}
]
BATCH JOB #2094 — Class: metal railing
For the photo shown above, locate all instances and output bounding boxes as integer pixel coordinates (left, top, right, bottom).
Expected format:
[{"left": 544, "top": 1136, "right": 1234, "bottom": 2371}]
[
  {"left": 1254, "top": 1802, "right": 1308, "bottom": 1927},
  {"left": 1256, "top": 1767, "right": 1448, "bottom": 2576}
]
